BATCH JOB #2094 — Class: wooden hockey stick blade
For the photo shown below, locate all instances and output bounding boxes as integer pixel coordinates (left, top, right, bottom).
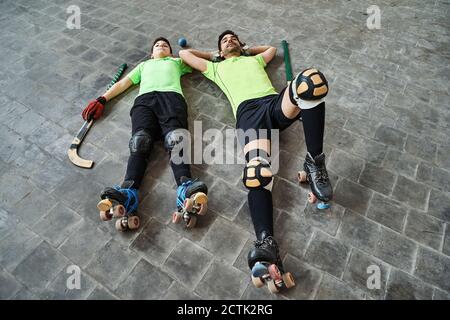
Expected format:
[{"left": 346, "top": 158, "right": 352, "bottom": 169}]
[{"left": 68, "top": 119, "right": 94, "bottom": 168}]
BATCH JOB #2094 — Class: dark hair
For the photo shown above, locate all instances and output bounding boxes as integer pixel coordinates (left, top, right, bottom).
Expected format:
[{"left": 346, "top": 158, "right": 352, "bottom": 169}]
[
  {"left": 151, "top": 37, "right": 172, "bottom": 54},
  {"left": 217, "top": 30, "right": 244, "bottom": 51}
]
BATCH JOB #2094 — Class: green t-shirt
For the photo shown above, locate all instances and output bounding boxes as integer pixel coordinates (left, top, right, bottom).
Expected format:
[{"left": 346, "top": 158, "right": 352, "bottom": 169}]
[
  {"left": 202, "top": 54, "right": 277, "bottom": 117},
  {"left": 127, "top": 57, "right": 192, "bottom": 97}
]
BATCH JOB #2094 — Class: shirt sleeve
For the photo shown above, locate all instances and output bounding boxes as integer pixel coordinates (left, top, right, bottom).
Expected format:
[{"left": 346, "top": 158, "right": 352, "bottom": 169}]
[
  {"left": 127, "top": 62, "right": 143, "bottom": 84},
  {"left": 202, "top": 61, "right": 216, "bottom": 81},
  {"left": 178, "top": 58, "right": 192, "bottom": 75},
  {"left": 255, "top": 54, "right": 267, "bottom": 68}
]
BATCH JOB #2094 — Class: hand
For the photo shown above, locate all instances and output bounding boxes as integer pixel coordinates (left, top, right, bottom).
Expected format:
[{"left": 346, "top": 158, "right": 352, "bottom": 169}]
[{"left": 81, "top": 96, "right": 106, "bottom": 121}]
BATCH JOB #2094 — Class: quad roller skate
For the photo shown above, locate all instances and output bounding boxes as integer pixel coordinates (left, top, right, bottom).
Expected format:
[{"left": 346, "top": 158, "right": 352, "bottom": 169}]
[
  {"left": 97, "top": 181, "right": 140, "bottom": 231},
  {"left": 298, "top": 152, "right": 332, "bottom": 210},
  {"left": 248, "top": 233, "right": 295, "bottom": 294},
  {"left": 171, "top": 177, "right": 208, "bottom": 228}
]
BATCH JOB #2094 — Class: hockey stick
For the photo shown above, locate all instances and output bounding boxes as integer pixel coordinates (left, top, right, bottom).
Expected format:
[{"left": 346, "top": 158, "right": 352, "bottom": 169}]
[
  {"left": 68, "top": 63, "right": 128, "bottom": 168},
  {"left": 281, "top": 40, "right": 293, "bottom": 84}
]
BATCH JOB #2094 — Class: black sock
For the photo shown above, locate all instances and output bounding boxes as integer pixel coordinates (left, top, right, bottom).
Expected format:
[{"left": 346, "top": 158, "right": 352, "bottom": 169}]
[
  {"left": 124, "top": 154, "right": 148, "bottom": 189},
  {"left": 301, "top": 102, "right": 325, "bottom": 158},
  {"left": 171, "top": 161, "right": 191, "bottom": 186},
  {"left": 248, "top": 189, "right": 274, "bottom": 241}
]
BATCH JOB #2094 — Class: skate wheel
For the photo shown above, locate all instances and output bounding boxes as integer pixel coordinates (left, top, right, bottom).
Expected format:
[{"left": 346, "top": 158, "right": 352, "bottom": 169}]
[
  {"left": 193, "top": 192, "right": 208, "bottom": 205},
  {"left": 186, "top": 215, "right": 197, "bottom": 228},
  {"left": 317, "top": 202, "right": 330, "bottom": 210},
  {"left": 282, "top": 272, "right": 295, "bottom": 289},
  {"left": 113, "top": 204, "right": 126, "bottom": 218},
  {"left": 115, "top": 218, "right": 127, "bottom": 232},
  {"left": 197, "top": 203, "right": 208, "bottom": 216},
  {"left": 172, "top": 211, "right": 183, "bottom": 224},
  {"left": 97, "top": 199, "right": 112, "bottom": 212},
  {"left": 99, "top": 210, "right": 112, "bottom": 221},
  {"left": 298, "top": 171, "right": 307, "bottom": 183},
  {"left": 127, "top": 216, "right": 140, "bottom": 230},
  {"left": 251, "top": 275, "right": 264, "bottom": 288},
  {"left": 267, "top": 279, "right": 279, "bottom": 293},
  {"left": 184, "top": 198, "right": 194, "bottom": 212},
  {"left": 268, "top": 264, "right": 282, "bottom": 281},
  {"left": 308, "top": 192, "right": 317, "bottom": 204}
]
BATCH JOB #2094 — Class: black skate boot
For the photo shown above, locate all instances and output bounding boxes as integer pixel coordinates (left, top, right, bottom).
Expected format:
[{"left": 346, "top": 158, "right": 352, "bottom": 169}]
[
  {"left": 97, "top": 180, "right": 140, "bottom": 231},
  {"left": 247, "top": 232, "right": 295, "bottom": 293},
  {"left": 298, "top": 152, "right": 333, "bottom": 209},
  {"left": 171, "top": 177, "right": 208, "bottom": 228}
]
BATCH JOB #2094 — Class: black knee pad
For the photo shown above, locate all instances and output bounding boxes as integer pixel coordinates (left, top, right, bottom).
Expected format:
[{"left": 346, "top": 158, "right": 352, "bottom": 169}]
[
  {"left": 243, "top": 157, "right": 274, "bottom": 191},
  {"left": 129, "top": 129, "right": 153, "bottom": 157},
  {"left": 290, "top": 68, "right": 328, "bottom": 108},
  {"left": 164, "top": 129, "right": 188, "bottom": 152}
]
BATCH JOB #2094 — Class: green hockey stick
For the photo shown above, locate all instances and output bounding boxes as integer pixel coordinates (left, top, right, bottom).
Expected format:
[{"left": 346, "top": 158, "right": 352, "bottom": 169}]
[{"left": 68, "top": 63, "right": 127, "bottom": 169}]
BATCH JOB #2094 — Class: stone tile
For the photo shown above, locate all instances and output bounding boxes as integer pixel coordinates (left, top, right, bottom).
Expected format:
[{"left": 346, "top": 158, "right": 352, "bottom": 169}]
[
  {"left": 414, "top": 246, "right": 450, "bottom": 292},
  {"left": 383, "top": 149, "right": 419, "bottom": 179},
  {"left": 233, "top": 238, "right": 255, "bottom": 274},
  {"left": 385, "top": 269, "right": 433, "bottom": 300},
  {"left": 392, "top": 175, "right": 430, "bottom": 211},
  {"left": 334, "top": 179, "right": 373, "bottom": 215},
  {"left": 375, "top": 125, "right": 407, "bottom": 149},
  {"left": 374, "top": 227, "right": 417, "bottom": 272},
  {"left": 366, "top": 194, "right": 407, "bottom": 232},
  {"left": 436, "top": 144, "right": 450, "bottom": 171},
  {"left": 351, "top": 138, "right": 387, "bottom": 166},
  {"left": 0, "top": 224, "right": 42, "bottom": 272},
  {"left": 444, "top": 224, "right": 450, "bottom": 257},
  {"left": 405, "top": 135, "right": 437, "bottom": 161},
  {"left": 162, "top": 281, "right": 201, "bottom": 300},
  {"left": 138, "top": 182, "right": 176, "bottom": 225},
  {"left": 59, "top": 220, "right": 111, "bottom": 268},
  {"left": 315, "top": 274, "right": 365, "bottom": 300},
  {"left": 273, "top": 178, "right": 308, "bottom": 215},
  {"left": 405, "top": 210, "right": 445, "bottom": 251},
  {"left": 130, "top": 218, "right": 182, "bottom": 267},
  {"left": 44, "top": 268, "right": 97, "bottom": 300},
  {"left": 343, "top": 249, "right": 389, "bottom": 300},
  {"left": 0, "top": 168, "right": 35, "bottom": 211},
  {"left": 12, "top": 241, "right": 68, "bottom": 290},
  {"left": 0, "top": 269, "right": 23, "bottom": 299},
  {"left": 0, "top": 208, "right": 18, "bottom": 241},
  {"left": 32, "top": 205, "right": 83, "bottom": 247},
  {"left": 337, "top": 209, "right": 381, "bottom": 253},
  {"left": 232, "top": 201, "right": 256, "bottom": 235},
  {"left": 433, "top": 288, "right": 450, "bottom": 300},
  {"left": 428, "top": 189, "right": 450, "bottom": 222},
  {"left": 280, "top": 254, "right": 322, "bottom": 300},
  {"left": 305, "top": 231, "right": 350, "bottom": 278},
  {"left": 12, "top": 188, "right": 58, "bottom": 227},
  {"left": 344, "top": 116, "right": 378, "bottom": 140},
  {"left": 116, "top": 259, "right": 173, "bottom": 300},
  {"left": 300, "top": 202, "right": 345, "bottom": 237},
  {"left": 274, "top": 211, "right": 314, "bottom": 260},
  {"left": 327, "top": 148, "right": 364, "bottom": 182},
  {"left": 200, "top": 217, "right": 250, "bottom": 263},
  {"left": 86, "top": 240, "right": 140, "bottom": 290},
  {"left": 163, "top": 238, "right": 213, "bottom": 290},
  {"left": 430, "top": 167, "right": 450, "bottom": 194},
  {"left": 359, "top": 163, "right": 397, "bottom": 196},
  {"left": 87, "top": 286, "right": 117, "bottom": 300},
  {"left": 207, "top": 180, "right": 246, "bottom": 221},
  {"left": 194, "top": 260, "right": 248, "bottom": 300}
]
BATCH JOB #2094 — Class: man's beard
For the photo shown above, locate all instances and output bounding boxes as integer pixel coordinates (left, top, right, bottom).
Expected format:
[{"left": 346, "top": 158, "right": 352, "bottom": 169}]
[{"left": 223, "top": 45, "right": 241, "bottom": 56}]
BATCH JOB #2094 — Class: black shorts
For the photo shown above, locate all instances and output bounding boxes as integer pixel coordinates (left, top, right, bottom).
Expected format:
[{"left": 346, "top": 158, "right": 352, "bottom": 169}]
[
  {"left": 235, "top": 87, "right": 300, "bottom": 144},
  {"left": 130, "top": 91, "right": 188, "bottom": 139}
]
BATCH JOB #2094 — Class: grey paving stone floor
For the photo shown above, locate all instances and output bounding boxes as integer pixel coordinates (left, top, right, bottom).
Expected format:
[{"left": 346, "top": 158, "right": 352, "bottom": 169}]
[{"left": 0, "top": 0, "right": 449, "bottom": 300}]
